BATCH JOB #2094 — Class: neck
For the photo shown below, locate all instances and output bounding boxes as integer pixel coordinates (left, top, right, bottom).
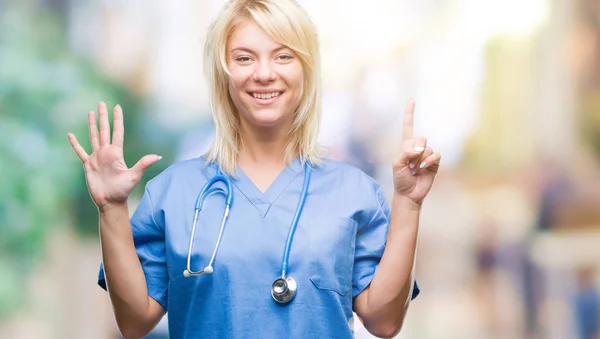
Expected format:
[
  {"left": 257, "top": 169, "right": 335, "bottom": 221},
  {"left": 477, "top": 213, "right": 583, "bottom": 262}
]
[{"left": 237, "top": 122, "right": 292, "bottom": 168}]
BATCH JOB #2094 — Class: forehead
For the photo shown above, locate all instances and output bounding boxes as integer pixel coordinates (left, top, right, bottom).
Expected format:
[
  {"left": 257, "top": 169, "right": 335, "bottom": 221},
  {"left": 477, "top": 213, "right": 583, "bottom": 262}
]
[{"left": 228, "top": 18, "right": 284, "bottom": 51}]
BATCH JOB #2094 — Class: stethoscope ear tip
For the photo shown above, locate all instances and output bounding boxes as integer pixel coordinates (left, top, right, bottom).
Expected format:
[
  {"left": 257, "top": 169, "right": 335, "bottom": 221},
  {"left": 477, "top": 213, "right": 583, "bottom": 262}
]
[{"left": 183, "top": 266, "right": 213, "bottom": 277}]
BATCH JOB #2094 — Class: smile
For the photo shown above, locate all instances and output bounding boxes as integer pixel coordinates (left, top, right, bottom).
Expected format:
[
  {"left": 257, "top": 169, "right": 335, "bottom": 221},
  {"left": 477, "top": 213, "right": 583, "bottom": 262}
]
[
  {"left": 250, "top": 91, "right": 282, "bottom": 99},
  {"left": 247, "top": 91, "right": 284, "bottom": 106}
]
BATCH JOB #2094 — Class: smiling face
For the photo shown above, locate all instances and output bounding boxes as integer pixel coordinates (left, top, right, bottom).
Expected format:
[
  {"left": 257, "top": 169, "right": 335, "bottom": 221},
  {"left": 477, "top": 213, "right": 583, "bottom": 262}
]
[{"left": 227, "top": 18, "right": 305, "bottom": 132}]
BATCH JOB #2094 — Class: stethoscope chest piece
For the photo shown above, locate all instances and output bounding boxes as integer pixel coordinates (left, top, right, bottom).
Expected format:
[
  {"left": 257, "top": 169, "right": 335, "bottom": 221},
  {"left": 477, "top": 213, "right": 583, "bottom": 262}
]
[{"left": 271, "top": 276, "right": 297, "bottom": 304}]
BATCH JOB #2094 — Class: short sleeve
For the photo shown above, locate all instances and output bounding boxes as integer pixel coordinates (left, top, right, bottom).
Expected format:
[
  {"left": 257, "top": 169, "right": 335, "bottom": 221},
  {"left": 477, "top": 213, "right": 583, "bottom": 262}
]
[
  {"left": 352, "top": 184, "right": 420, "bottom": 300},
  {"left": 97, "top": 185, "right": 169, "bottom": 310}
]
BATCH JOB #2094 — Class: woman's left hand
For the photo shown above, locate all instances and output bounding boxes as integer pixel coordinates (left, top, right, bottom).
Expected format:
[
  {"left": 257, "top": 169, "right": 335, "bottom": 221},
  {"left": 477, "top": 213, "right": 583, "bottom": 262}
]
[{"left": 392, "top": 99, "right": 442, "bottom": 205}]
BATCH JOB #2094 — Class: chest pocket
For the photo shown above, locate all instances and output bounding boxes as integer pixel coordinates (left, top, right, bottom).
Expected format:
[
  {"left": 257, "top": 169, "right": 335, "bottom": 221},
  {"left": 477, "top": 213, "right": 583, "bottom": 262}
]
[{"left": 308, "top": 216, "right": 358, "bottom": 296}]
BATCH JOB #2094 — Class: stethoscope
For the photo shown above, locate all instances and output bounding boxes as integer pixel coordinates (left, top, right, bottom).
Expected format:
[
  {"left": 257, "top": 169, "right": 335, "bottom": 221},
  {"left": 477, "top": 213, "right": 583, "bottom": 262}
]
[{"left": 183, "top": 162, "right": 312, "bottom": 304}]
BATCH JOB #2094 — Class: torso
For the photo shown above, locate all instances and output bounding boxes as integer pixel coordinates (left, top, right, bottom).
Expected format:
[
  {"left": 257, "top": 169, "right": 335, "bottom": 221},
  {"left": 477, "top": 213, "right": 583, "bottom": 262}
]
[{"left": 145, "top": 156, "right": 389, "bottom": 338}]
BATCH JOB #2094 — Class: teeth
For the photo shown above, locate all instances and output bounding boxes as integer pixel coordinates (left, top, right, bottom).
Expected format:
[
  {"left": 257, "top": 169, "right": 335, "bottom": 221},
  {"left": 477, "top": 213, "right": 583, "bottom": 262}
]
[{"left": 252, "top": 92, "right": 280, "bottom": 99}]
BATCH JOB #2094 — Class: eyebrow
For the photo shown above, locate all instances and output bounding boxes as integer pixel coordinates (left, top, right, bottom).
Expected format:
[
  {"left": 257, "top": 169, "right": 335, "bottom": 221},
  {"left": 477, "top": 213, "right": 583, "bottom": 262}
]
[{"left": 230, "top": 46, "right": 290, "bottom": 54}]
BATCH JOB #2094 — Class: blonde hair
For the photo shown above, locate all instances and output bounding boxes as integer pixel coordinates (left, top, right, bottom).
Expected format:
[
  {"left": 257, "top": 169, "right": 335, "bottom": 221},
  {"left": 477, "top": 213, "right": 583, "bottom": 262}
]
[{"left": 203, "top": 0, "right": 323, "bottom": 175}]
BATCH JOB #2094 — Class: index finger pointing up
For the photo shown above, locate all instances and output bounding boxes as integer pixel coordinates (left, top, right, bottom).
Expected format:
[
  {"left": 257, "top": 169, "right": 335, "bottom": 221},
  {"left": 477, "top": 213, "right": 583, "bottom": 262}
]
[{"left": 402, "top": 98, "right": 416, "bottom": 141}]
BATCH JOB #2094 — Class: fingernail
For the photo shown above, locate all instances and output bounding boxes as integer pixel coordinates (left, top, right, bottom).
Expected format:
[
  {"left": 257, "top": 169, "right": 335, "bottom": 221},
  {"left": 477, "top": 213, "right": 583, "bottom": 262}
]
[
  {"left": 157, "top": 156, "right": 163, "bottom": 160},
  {"left": 419, "top": 161, "right": 427, "bottom": 169},
  {"left": 409, "top": 162, "right": 415, "bottom": 169},
  {"left": 414, "top": 146, "right": 425, "bottom": 153},
  {"left": 411, "top": 169, "right": 417, "bottom": 176}
]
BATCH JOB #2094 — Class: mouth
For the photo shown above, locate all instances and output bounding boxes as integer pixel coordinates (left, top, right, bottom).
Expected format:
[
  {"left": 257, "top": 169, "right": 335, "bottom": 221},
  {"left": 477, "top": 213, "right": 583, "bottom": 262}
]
[{"left": 247, "top": 91, "right": 284, "bottom": 106}]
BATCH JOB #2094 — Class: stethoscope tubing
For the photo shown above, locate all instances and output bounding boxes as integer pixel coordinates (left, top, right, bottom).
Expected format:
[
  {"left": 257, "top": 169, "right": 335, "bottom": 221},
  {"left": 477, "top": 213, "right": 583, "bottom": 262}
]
[
  {"left": 280, "top": 165, "right": 311, "bottom": 278},
  {"left": 185, "top": 174, "right": 232, "bottom": 277},
  {"left": 184, "top": 162, "right": 311, "bottom": 304}
]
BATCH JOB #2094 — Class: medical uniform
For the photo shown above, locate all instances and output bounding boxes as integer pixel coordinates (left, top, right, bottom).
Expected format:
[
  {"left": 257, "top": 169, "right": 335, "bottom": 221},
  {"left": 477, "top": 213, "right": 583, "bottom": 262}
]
[{"left": 98, "top": 156, "right": 419, "bottom": 338}]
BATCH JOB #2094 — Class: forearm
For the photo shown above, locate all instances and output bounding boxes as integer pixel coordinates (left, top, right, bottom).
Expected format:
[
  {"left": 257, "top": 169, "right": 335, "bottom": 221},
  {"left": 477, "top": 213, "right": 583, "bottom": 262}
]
[
  {"left": 99, "top": 203, "right": 158, "bottom": 337},
  {"left": 360, "top": 194, "right": 420, "bottom": 335}
]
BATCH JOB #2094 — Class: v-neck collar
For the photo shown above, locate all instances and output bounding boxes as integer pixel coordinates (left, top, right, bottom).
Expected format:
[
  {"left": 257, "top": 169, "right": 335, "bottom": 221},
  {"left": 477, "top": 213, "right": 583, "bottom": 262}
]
[{"left": 230, "top": 157, "right": 304, "bottom": 217}]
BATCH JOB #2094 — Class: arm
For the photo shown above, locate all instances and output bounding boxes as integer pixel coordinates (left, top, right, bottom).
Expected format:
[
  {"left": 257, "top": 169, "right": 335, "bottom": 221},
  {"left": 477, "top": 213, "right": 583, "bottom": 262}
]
[
  {"left": 354, "top": 99, "right": 441, "bottom": 337},
  {"left": 353, "top": 195, "right": 420, "bottom": 338},
  {"left": 68, "top": 102, "right": 164, "bottom": 339},
  {"left": 100, "top": 203, "right": 165, "bottom": 339}
]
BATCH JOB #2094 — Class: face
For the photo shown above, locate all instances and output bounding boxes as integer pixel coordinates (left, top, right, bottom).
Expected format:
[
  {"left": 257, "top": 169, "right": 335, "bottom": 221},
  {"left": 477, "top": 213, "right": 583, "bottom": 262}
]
[{"left": 227, "top": 18, "right": 304, "bottom": 131}]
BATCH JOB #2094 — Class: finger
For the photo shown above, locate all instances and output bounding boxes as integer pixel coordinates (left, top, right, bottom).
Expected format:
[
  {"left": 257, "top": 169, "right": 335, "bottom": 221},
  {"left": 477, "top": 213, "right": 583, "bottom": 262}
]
[
  {"left": 410, "top": 146, "right": 433, "bottom": 170},
  {"left": 131, "top": 154, "right": 162, "bottom": 177},
  {"left": 413, "top": 136, "right": 427, "bottom": 154},
  {"left": 112, "top": 104, "right": 124, "bottom": 148},
  {"left": 68, "top": 133, "right": 89, "bottom": 163},
  {"left": 88, "top": 110, "right": 100, "bottom": 151},
  {"left": 394, "top": 138, "right": 420, "bottom": 169},
  {"left": 98, "top": 102, "right": 110, "bottom": 146},
  {"left": 402, "top": 98, "right": 416, "bottom": 141},
  {"left": 402, "top": 136, "right": 427, "bottom": 162},
  {"left": 420, "top": 151, "right": 442, "bottom": 172},
  {"left": 407, "top": 136, "right": 427, "bottom": 168}
]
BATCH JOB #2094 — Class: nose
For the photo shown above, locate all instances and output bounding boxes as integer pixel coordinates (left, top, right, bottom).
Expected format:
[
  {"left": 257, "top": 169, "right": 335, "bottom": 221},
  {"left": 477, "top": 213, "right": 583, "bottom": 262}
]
[{"left": 252, "top": 60, "right": 276, "bottom": 84}]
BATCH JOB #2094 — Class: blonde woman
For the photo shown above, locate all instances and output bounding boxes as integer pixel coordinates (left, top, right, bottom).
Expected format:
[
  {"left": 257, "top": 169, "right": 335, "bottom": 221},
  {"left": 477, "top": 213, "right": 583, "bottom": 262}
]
[{"left": 68, "top": 0, "right": 441, "bottom": 338}]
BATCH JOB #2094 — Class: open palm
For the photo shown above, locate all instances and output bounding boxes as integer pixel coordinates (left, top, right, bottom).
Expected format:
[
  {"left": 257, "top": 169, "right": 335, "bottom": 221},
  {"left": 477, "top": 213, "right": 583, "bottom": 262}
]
[{"left": 68, "top": 102, "right": 161, "bottom": 210}]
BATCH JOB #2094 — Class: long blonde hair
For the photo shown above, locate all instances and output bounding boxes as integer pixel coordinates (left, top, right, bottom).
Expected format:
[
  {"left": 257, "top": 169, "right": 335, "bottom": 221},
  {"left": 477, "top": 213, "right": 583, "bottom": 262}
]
[{"left": 203, "top": 0, "right": 323, "bottom": 175}]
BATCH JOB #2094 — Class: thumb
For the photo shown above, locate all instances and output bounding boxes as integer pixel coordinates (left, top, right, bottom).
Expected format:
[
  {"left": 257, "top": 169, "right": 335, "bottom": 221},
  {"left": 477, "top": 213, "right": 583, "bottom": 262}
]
[
  {"left": 131, "top": 154, "right": 162, "bottom": 176},
  {"left": 396, "top": 139, "right": 423, "bottom": 165}
]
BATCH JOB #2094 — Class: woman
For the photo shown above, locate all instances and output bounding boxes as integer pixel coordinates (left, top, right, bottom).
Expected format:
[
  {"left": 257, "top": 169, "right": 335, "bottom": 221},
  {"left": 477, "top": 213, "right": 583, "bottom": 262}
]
[{"left": 68, "top": 0, "right": 441, "bottom": 338}]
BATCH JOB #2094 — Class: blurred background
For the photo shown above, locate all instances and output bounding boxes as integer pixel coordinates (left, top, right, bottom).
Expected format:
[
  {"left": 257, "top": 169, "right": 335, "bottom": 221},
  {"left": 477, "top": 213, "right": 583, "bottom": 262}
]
[{"left": 1, "top": 0, "right": 599, "bottom": 338}]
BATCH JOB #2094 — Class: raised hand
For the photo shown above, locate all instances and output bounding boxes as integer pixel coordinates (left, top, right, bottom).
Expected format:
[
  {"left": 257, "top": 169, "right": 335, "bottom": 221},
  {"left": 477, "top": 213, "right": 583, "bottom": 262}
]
[
  {"left": 392, "top": 99, "right": 441, "bottom": 205},
  {"left": 68, "top": 102, "right": 162, "bottom": 211}
]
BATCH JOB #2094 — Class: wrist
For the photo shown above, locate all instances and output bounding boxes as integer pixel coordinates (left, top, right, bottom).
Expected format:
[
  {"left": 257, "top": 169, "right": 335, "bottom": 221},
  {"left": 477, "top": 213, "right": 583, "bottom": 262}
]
[
  {"left": 98, "top": 201, "right": 129, "bottom": 215},
  {"left": 392, "top": 194, "right": 422, "bottom": 212}
]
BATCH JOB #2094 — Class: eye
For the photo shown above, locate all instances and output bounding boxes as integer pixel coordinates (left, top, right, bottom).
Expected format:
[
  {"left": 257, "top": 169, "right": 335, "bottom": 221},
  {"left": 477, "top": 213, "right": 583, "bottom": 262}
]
[
  {"left": 276, "top": 54, "right": 294, "bottom": 61},
  {"left": 235, "top": 56, "right": 252, "bottom": 63}
]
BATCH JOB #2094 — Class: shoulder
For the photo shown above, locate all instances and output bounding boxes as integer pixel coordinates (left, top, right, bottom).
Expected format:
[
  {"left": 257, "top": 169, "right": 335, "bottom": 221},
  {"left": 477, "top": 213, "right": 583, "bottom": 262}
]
[
  {"left": 308, "top": 159, "right": 391, "bottom": 232},
  {"left": 145, "top": 156, "right": 214, "bottom": 192},
  {"left": 313, "top": 158, "right": 383, "bottom": 194},
  {"left": 311, "top": 158, "right": 389, "bottom": 217}
]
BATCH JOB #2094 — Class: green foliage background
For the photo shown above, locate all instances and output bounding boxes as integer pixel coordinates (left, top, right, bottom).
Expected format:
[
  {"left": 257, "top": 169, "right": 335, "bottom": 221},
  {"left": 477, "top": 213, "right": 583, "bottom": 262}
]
[{"left": 0, "top": 4, "right": 175, "bottom": 319}]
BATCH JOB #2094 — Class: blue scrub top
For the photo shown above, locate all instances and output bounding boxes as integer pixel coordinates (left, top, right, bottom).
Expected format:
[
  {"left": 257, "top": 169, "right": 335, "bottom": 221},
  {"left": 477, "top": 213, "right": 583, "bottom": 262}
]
[{"left": 98, "top": 156, "right": 419, "bottom": 338}]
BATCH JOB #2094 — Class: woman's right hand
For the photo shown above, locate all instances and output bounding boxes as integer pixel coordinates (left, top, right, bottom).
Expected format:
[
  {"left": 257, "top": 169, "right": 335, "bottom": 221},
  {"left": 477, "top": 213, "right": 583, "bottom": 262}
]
[{"left": 68, "top": 102, "right": 162, "bottom": 211}]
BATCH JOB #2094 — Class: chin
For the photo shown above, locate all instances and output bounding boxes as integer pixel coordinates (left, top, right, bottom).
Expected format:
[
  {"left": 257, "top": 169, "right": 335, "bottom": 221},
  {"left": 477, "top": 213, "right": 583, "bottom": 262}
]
[{"left": 248, "top": 109, "right": 289, "bottom": 127}]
